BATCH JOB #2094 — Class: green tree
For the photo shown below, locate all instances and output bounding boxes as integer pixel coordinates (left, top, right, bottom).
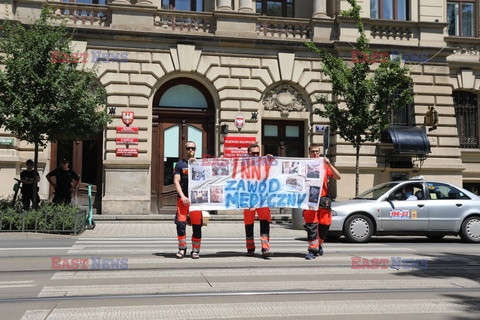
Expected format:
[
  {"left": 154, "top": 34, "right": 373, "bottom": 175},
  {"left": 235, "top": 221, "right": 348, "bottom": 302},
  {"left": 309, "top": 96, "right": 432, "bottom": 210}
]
[
  {"left": 306, "top": 0, "right": 414, "bottom": 195},
  {"left": 0, "top": 6, "right": 111, "bottom": 208}
]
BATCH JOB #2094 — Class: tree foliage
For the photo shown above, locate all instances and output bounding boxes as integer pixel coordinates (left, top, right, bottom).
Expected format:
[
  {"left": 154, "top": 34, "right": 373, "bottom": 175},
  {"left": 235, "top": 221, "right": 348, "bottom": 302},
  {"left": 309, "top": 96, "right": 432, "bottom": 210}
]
[
  {"left": 0, "top": 6, "right": 111, "bottom": 208},
  {"left": 0, "top": 6, "right": 110, "bottom": 145},
  {"left": 306, "top": 0, "right": 414, "bottom": 195}
]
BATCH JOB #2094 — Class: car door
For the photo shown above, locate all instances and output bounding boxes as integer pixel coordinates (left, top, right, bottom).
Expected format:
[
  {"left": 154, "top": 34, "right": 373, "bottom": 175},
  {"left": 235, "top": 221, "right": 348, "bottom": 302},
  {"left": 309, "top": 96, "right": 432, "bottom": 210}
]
[
  {"left": 379, "top": 182, "right": 429, "bottom": 231},
  {"left": 425, "top": 182, "right": 469, "bottom": 231}
]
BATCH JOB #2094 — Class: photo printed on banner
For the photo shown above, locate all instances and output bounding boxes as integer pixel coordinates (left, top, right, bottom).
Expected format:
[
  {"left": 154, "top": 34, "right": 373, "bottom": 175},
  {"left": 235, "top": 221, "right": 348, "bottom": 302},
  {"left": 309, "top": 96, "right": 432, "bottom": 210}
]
[
  {"left": 191, "top": 161, "right": 206, "bottom": 182},
  {"left": 282, "top": 161, "right": 300, "bottom": 175},
  {"left": 191, "top": 190, "right": 208, "bottom": 204},
  {"left": 308, "top": 186, "right": 321, "bottom": 208},
  {"left": 306, "top": 160, "right": 322, "bottom": 179},
  {"left": 209, "top": 185, "right": 224, "bottom": 204}
]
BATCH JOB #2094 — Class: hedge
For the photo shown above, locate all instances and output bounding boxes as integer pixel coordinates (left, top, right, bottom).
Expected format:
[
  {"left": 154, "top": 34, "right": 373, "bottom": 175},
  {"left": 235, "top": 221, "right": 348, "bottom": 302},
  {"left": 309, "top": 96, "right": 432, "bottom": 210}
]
[{"left": 0, "top": 200, "right": 86, "bottom": 235}]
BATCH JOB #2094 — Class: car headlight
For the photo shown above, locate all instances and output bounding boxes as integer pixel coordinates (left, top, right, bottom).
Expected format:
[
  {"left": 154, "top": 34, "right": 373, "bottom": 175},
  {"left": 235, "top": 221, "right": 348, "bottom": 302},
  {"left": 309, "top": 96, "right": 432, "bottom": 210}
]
[{"left": 331, "top": 210, "right": 337, "bottom": 216}]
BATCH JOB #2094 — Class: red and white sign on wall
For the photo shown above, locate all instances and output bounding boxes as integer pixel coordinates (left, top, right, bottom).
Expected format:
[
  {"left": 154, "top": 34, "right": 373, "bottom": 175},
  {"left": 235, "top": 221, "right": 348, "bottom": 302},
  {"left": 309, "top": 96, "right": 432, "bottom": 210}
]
[
  {"left": 116, "top": 126, "right": 138, "bottom": 134},
  {"left": 122, "top": 111, "right": 134, "bottom": 126},
  {"left": 223, "top": 136, "right": 256, "bottom": 158},
  {"left": 116, "top": 138, "right": 139, "bottom": 145},
  {"left": 116, "top": 148, "right": 138, "bottom": 157},
  {"left": 234, "top": 115, "right": 245, "bottom": 129}
]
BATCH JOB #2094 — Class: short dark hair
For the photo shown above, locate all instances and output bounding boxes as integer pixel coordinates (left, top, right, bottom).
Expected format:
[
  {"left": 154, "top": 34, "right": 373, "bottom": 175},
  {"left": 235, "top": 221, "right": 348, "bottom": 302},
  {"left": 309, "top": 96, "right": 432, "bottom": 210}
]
[
  {"left": 309, "top": 143, "right": 322, "bottom": 151},
  {"left": 26, "top": 159, "right": 34, "bottom": 165},
  {"left": 185, "top": 141, "right": 196, "bottom": 148},
  {"left": 247, "top": 143, "right": 260, "bottom": 153}
]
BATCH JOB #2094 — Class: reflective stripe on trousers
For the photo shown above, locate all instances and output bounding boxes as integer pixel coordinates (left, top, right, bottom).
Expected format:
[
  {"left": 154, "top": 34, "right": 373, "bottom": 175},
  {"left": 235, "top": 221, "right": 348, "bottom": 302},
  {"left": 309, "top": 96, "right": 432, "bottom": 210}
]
[
  {"left": 260, "top": 235, "right": 270, "bottom": 251},
  {"left": 192, "top": 237, "right": 201, "bottom": 252},
  {"left": 178, "top": 235, "right": 187, "bottom": 250}
]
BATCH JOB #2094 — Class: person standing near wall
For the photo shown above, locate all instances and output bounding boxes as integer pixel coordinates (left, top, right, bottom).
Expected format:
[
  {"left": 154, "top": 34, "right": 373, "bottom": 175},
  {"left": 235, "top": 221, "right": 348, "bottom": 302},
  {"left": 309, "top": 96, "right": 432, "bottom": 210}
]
[
  {"left": 20, "top": 159, "right": 40, "bottom": 209},
  {"left": 243, "top": 143, "right": 274, "bottom": 259},
  {"left": 46, "top": 158, "right": 79, "bottom": 205},
  {"left": 173, "top": 141, "right": 203, "bottom": 259},
  {"left": 303, "top": 143, "right": 341, "bottom": 260}
]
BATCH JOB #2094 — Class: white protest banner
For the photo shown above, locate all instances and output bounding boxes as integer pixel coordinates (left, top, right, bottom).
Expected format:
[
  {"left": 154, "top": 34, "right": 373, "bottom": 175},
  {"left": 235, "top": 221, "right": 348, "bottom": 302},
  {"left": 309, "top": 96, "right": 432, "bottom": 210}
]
[{"left": 188, "top": 157, "right": 325, "bottom": 211}]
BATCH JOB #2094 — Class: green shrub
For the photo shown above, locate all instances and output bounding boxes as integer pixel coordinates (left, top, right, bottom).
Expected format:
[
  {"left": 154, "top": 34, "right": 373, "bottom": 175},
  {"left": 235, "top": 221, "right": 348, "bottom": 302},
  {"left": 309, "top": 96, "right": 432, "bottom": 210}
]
[{"left": 0, "top": 202, "right": 85, "bottom": 234}]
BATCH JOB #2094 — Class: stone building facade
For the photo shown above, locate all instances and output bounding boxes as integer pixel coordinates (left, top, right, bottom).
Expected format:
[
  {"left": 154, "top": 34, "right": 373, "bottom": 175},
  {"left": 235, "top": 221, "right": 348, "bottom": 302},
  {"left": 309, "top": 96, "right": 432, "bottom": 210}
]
[{"left": 1, "top": 0, "right": 479, "bottom": 214}]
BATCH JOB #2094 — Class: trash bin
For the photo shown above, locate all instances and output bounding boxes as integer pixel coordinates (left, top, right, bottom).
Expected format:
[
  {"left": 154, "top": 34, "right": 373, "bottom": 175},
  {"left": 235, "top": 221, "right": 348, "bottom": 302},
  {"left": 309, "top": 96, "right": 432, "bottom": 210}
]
[{"left": 292, "top": 208, "right": 304, "bottom": 230}]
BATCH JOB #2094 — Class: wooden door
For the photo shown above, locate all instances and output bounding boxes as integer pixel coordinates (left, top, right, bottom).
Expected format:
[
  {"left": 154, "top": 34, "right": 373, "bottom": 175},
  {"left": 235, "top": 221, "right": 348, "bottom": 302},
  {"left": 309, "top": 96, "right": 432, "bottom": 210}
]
[
  {"left": 50, "top": 136, "right": 102, "bottom": 212},
  {"left": 151, "top": 116, "right": 213, "bottom": 212},
  {"left": 262, "top": 120, "right": 305, "bottom": 157}
]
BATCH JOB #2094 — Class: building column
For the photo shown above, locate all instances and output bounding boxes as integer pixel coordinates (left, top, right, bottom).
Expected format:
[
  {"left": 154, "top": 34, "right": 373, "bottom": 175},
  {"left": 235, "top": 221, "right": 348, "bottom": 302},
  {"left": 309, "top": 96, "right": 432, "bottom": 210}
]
[
  {"left": 137, "top": 0, "right": 153, "bottom": 5},
  {"left": 216, "top": 0, "right": 233, "bottom": 10},
  {"left": 313, "top": 0, "right": 327, "bottom": 18},
  {"left": 239, "top": 0, "right": 254, "bottom": 12}
]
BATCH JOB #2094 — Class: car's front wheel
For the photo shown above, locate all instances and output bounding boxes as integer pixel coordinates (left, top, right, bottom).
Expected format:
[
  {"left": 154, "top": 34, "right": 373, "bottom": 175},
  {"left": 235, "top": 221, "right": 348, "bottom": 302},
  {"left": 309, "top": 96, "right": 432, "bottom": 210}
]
[
  {"left": 460, "top": 216, "right": 480, "bottom": 243},
  {"left": 344, "top": 214, "right": 373, "bottom": 243}
]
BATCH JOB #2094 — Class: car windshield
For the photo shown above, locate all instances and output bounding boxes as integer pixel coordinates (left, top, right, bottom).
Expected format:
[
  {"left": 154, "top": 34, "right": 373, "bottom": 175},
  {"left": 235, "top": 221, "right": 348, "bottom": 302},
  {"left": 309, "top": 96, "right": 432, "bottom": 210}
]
[{"left": 354, "top": 182, "right": 400, "bottom": 200}]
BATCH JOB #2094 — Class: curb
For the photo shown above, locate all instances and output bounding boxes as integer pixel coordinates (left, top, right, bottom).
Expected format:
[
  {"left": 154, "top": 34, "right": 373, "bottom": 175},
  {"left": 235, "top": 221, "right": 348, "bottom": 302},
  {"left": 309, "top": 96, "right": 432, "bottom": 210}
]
[{"left": 92, "top": 214, "right": 293, "bottom": 222}]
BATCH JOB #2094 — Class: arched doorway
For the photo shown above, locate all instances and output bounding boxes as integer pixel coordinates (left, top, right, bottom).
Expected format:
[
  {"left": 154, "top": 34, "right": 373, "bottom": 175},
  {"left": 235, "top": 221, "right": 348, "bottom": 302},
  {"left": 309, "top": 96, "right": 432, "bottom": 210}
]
[{"left": 151, "top": 78, "right": 215, "bottom": 212}]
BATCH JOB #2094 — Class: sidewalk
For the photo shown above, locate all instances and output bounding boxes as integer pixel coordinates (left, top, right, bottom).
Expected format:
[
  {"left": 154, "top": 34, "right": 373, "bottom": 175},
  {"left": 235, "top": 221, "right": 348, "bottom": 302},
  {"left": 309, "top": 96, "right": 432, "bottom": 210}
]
[{"left": 79, "top": 220, "right": 305, "bottom": 239}]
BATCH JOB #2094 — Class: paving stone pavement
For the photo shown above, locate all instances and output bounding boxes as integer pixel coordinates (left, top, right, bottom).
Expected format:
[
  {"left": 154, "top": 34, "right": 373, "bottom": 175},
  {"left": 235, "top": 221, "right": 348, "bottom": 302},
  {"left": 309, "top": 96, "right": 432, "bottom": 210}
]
[{"left": 79, "top": 221, "right": 305, "bottom": 239}]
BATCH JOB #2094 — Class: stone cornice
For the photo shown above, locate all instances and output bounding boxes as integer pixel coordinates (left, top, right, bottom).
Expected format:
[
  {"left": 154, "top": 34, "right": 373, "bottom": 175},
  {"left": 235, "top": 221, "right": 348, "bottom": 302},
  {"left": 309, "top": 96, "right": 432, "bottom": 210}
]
[{"left": 445, "top": 36, "right": 480, "bottom": 45}]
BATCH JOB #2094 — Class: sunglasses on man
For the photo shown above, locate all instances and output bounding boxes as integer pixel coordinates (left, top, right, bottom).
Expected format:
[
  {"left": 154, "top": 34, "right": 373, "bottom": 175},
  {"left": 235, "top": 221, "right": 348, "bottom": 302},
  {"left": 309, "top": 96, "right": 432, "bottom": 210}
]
[{"left": 186, "top": 147, "right": 196, "bottom": 151}]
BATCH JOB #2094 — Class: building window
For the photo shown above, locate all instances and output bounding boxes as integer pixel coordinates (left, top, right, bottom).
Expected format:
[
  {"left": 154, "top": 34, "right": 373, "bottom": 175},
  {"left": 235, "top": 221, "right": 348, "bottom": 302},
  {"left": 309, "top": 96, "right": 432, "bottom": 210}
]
[
  {"left": 370, "top": 0, "right": 409, "bottom": 20},
  {"left": 453, "top": 91, "right": 479, "bottom": 148},
  {"left": 391, "top": 103, "right": 414, "bottom": 126},
  {"left": 390, "top": 84, "right": 415, "bottom": 126},
  {"left": 464, "top": 182, "right": 480, "bottom": 196},
  {"left": 162, "top": 0, "right": 204, "bottom": 11},
  {"left": 256, "top": 0, "right": 294, "bottom": 17},
  {"left": 64, "top": 0, "right": 106, "bottom": 3},
  {"left": 447, "top": 1, "right": 475, "bottom": 36}
]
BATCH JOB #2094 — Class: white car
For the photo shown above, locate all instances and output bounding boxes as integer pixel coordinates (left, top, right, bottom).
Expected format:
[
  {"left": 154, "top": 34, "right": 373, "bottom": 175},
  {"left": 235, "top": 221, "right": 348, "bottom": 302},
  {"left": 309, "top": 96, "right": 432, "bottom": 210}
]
[{"left": 329, "top": 178, "right": 480, "bottom": 243}]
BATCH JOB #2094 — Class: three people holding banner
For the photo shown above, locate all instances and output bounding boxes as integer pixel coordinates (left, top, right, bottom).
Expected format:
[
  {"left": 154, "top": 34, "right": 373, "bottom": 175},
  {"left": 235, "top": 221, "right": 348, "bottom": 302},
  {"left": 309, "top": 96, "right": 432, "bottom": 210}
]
[
  {"left": 303, "top": 143, "right": 341, "bottom": 260},
  {"left": 243, "top": 143, "right": 274, "bottom": 259},
  {"left": 174, "top": 141, "right": 203, "bottom": 259}
]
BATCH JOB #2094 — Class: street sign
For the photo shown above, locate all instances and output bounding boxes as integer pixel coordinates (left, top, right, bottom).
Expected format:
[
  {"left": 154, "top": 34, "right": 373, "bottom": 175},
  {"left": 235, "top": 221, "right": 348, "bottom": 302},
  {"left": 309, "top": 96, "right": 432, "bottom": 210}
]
[{"left": 0, "top": 138, "right": 14, "bottom": 146}]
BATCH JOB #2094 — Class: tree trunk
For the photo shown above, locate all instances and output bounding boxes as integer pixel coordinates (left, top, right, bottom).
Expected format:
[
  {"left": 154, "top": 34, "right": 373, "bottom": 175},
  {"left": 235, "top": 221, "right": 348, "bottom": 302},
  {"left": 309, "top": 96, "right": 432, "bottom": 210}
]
[
  {"left": 355, "top": 141, "right": 360, "bottom": 196},
  {"left": 32, "top": 142, "right": 39, "bottom": 210}
]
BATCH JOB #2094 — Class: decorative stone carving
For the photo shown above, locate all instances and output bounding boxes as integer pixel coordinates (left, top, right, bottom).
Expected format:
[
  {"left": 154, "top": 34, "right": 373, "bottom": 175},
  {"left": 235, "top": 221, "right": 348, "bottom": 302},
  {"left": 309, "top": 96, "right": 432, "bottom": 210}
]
[
  {"left": 370, "top": 25, "right": 412, "bottom": 40},
  {"left": 262, "top": 84, "right": 307, "bottom": 115},
  {"left": 451, "top": 43, "right": 480, "bottom": 56}
]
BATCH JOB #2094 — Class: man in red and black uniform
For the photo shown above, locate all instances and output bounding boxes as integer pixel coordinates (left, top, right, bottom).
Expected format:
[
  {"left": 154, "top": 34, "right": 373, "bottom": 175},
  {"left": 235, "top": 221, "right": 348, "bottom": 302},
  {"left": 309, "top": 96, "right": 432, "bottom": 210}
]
[
  {"left": 174, "top": 141, "right": 203, "bottom": 259},
  {"left": 243, "top": 143, "right": 273, "bottom": 259},
  {"left": 303, "top": 143, "right": 341, "bottom": 260}
]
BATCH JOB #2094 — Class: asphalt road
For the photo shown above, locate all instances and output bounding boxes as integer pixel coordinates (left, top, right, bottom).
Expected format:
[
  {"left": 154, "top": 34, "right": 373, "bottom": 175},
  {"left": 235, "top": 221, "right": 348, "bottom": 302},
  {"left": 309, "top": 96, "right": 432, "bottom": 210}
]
[{"left": 0, "top": 224, "right": 479, "bottom": 320}]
